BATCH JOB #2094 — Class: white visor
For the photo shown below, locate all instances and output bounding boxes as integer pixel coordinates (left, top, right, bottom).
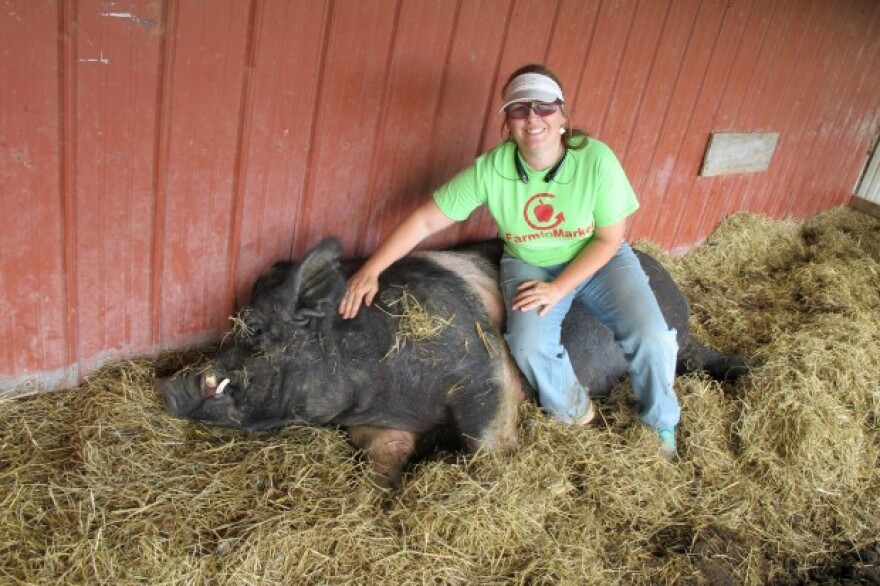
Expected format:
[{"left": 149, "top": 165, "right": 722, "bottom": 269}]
[{"left": 499, "top": 73, "right": 565, "bottom": 113}]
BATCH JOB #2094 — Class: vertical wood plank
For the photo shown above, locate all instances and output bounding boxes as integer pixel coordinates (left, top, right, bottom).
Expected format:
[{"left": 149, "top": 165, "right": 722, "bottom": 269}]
[
  {"left": 59, "top": 0, "right": 79, "bottom": 384},
  {"left": 738, "top": 0, "right": 819, "bottom": 215},
  {"left": 417, "top": 0, "right": 511, "bottom": 250},
  {"left": 640, "top": 0, "right": 727, "bottom": 248},
  {"left": 233, "top": 0, "right": 328, "bottom": 302},
  {"left": 157, "top": 0, "right": 252, "bottom": 346},
  {"left": 787, "top": 1, "right": 864, "bottom": 216},
  {"left": 717, "top": 0, "right": 799, "bottom": 218},
  {"left": 0, "top": 0, "right": 70, "bottom": 387},
  {"left": 764, "top": 0, "right": 844, "bottom": 219},
  {"left": 545, "top": 0, "right": 601, "bottom": 108},
  {"left": 667, "top": 0, "right": 755, "bottom": 249},
  {"left": 571, "top": 0, "right": 639, "bottom": 141},
  {"left": 357, "top": 0, "right": 462, "bottom": 256},
  {"left": 469, "top": 0, "right": 563, "bottom": 240},
  {"left": 293, "top": 0, "right": 399, "bottom": 258},
  {"left": 624, "top": 0, "right": 701, "bottom": 241},
  {"left": 74, "top": 0, "right": 163, "bottom": 371},
  {"left": 601, "top": 1, "right": 670, "bottom": 158}
]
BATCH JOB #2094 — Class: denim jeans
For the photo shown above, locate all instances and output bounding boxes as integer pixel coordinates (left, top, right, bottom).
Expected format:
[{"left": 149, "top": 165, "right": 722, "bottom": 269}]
[{"left": 499, "top": 242, "right": 680, "bottom": 430}]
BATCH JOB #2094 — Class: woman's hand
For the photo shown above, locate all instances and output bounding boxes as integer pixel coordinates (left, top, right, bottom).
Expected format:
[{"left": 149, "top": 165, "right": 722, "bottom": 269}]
[
  {"left": 339, "top": 270, "right": 379, "bottom": 319},
  {"left": 511, "top": 280, "right": 565, "bottom": 316},
  {"left": 337, "top": 199, "right": 457, "bottom": 320}
]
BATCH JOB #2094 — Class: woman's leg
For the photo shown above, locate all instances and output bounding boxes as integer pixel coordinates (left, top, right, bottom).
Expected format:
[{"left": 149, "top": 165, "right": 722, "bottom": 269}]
[
  {"left": 499, "top": 254, "right": 591, "bottom": 424},
  {"left": 574, "top": 243, "right": 680, "bottom": 431}
]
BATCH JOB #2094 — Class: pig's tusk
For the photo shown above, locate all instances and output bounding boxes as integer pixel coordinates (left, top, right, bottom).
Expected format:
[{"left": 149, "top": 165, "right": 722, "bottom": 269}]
[
  {"left": 215, "top": 378, "right": 231, "bottom": 395},
  {"left": 205, "top": 373, "right": 218, "bottom": 388}
]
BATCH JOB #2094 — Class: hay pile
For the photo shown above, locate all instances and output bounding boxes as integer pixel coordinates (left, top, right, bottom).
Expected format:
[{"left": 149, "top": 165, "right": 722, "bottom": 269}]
[{"left": 2, "top": 207, "right": 878, "bottom": 585}]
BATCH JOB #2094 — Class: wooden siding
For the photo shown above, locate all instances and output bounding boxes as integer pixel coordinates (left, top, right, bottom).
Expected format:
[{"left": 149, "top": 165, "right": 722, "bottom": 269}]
[{"left": 1, "top": 0, "right": 879, "bottom": 393}]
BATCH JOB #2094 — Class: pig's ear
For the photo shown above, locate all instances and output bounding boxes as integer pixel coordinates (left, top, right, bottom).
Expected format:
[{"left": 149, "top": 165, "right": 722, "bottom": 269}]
[{"left": 288, "top": 237, "right": 346, "bottom": 315}]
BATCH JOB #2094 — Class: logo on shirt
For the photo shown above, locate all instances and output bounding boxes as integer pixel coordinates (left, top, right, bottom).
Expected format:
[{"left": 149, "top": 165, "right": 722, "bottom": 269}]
[{"left": 524, "top": 193, "right": 565, "bottom": 230}]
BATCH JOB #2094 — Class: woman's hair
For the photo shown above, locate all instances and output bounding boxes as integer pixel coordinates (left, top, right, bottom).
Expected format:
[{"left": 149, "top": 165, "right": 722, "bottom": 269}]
[{"left": 501, "top": 64, "right": 590, "bottom": 150}]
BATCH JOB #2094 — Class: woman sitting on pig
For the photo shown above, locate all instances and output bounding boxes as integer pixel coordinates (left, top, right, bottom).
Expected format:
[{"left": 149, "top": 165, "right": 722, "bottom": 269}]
[{"left": 338, "top": 64, "right": 679, "bottom": 460}]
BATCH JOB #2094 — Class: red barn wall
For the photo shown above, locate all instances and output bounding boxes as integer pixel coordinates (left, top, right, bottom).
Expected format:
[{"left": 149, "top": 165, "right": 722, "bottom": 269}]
[{"left": 2, "top": 0, "right": 879, "bottom": 393}]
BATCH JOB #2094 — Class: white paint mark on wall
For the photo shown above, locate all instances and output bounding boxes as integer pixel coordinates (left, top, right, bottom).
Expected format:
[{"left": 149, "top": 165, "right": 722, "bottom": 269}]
[
  {"left": 79, "top": 50, "right": 110, "bottom": 65},
  {"left": 101, "top": 11, "right": 157, "bottom": 28}
]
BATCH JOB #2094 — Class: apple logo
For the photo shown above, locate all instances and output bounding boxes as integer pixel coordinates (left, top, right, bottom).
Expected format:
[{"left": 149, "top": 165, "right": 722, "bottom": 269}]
[
  {"left": 534, "top": 199, "right": 554, "bottom": 223},
  {"left": 523, "top": 193, "right": 564, "bottom": 230}
]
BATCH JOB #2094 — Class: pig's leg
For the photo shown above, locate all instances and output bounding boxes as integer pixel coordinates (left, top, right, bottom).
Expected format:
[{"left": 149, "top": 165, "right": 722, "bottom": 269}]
[
  {"left": 448, "top": 375, "right": 519, "bottom": 456},
  {"left": 347, "top": 425, "right": 417, "bottom": 490}
]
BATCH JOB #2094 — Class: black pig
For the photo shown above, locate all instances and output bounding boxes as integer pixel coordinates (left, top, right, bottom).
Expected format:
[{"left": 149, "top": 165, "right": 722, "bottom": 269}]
[
  {"left": 157, "top": 238, "right": 522, "bottom": 488},
  {"left": 156, "top": 237, "right": 745, "bottom": 488}
]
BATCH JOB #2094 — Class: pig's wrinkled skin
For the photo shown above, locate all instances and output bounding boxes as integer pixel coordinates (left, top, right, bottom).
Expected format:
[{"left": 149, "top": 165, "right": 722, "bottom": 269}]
[{"left": 156, "top": 237, "right": 746, "bottom": 489}]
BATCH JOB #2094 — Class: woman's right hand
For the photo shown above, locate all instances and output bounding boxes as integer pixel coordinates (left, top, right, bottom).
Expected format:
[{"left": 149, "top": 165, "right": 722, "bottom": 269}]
[
  {"left": 337, "top": 199, "right": 456, "bottom": 320},
  {"left": 338, "top": 269, "right": 380, "bottom": 319}
]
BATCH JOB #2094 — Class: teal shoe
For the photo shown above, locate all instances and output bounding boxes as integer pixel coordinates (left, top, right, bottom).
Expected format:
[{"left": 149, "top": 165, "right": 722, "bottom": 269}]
[{"left": 658, "top": 428, "right": 677, "bottom": 461}]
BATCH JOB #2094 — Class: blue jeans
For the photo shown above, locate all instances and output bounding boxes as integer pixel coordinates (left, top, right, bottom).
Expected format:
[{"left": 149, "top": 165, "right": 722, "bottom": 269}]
[{"left": 500, "top": 242, "right": 680, "bottom": 430}]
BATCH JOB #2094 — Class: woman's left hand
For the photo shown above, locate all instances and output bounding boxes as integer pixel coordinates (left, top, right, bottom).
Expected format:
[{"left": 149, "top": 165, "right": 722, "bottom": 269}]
[{"left": 511, "top": 280, "right": 565, "bottom": 316}]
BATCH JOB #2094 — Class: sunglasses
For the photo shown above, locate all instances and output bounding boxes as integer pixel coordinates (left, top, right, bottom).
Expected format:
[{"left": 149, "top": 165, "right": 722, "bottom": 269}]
[{"left": 504, "top": 101, "right": 562, "bottom": 120}]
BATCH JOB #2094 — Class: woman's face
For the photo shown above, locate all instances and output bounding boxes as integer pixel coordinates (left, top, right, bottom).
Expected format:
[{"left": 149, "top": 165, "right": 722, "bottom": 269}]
[{"left": 505, "top": 101, "right": 567, "bottom": 154}]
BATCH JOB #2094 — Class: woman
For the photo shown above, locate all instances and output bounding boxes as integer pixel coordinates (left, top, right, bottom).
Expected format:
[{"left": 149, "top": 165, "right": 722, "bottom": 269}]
[{"left": 338, "top": 64, "right": 679, "bottom": 459}]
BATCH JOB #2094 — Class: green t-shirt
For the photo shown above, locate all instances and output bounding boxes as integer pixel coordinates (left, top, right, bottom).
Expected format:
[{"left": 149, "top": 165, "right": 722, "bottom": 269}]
[{"left": 433, "top": 138, "right": 639, "bottom": 266}]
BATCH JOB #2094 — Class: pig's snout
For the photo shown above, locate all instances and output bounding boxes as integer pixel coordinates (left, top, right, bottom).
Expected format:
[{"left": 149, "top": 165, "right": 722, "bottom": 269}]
[{"left": 155, "top": 376, "right": 201, "bottom": 416}]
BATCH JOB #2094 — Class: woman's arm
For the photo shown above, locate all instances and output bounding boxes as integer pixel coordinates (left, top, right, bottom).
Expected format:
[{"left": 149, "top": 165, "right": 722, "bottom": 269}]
[{"left": 338, "top": 198, "right": 457, "bottom": 319}]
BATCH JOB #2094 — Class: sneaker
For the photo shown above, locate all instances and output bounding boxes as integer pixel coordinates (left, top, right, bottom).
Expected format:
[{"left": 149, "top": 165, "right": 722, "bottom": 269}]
[
  {"left": 658, "top": 428, "right": 677, "bottom": 460},
  {"left": 575, "top": 399, "right": 595, "bottom": 425}
]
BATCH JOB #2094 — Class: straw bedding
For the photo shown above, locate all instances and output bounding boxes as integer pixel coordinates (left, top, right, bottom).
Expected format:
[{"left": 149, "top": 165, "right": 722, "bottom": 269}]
[{"left": 2, "top": 207, "right": 878, "bottom": 585}]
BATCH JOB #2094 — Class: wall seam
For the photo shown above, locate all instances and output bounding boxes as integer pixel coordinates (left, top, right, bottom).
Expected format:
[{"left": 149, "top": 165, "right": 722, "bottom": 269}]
[
  {"left": 595, "top": 3, "right": 638, "bottom": 137},
  {"left": 571, "top": 0, "right": 603, "bottom": 112},
  {"left": 227, "top": 0, "right": 262, "bottom": 308},
  {"left": 415, "top": 0, "right": 462, "bottom": 208},
  {"left": 621, "top": 2, "right": 673, "bottom": 165},
  {"left": 58, "top": 0, "right": 80, "bottom": 386},
  {"left": 291, "top": 0, "right": 336, "bottom": 259},
  {"left": 638, "top": 2, "right": 701, "bottom": 240},
  {"left": 475, "top": 0, "right": 516, "bottom": 158},
  {"left": 356, "top": 0, "right": 404, "bottom": 258},
  {"left": 150, "top": 0, "right": 178, "bottom": 350}
]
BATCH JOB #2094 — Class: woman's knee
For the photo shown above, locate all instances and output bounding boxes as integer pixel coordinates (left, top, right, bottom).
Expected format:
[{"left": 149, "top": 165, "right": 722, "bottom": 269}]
[
  {"left": 623, "top": 325, "right": 678, "bottom": 361},
  {"left": 505, "top": 329, "right": 560, "bottom": 363},
  {"left": 504, "top": 306, "right": 567, "bottom": 360}
]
